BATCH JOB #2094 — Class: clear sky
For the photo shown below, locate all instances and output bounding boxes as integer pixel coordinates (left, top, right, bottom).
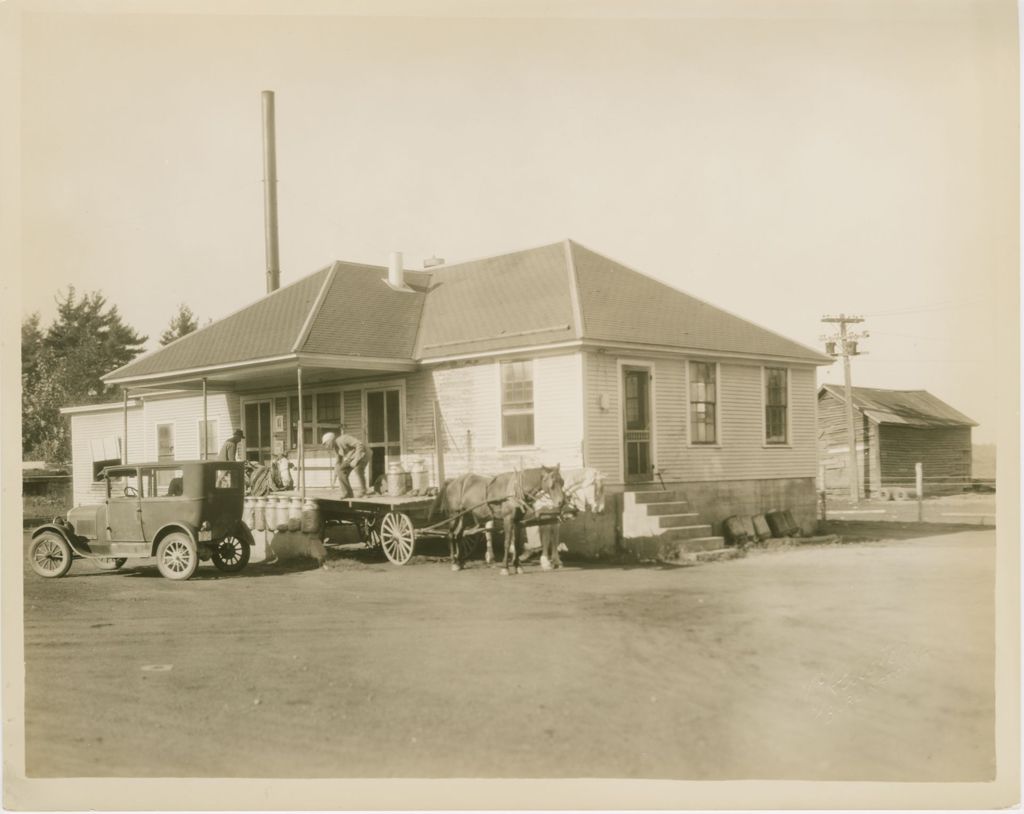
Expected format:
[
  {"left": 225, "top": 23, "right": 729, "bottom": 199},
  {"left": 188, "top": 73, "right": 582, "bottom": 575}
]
[{"left": 17, "top": 0, "right": 1017, "bottom": 443}]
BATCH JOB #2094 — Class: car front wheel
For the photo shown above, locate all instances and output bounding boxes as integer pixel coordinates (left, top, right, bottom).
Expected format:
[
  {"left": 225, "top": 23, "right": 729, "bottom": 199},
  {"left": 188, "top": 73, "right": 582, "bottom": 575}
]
[
  {"left": 156, "top": 533, "right": 198, "bottom": 581},
  {"left": 29, "top": 532, "right": 73, "bottom": 578}
]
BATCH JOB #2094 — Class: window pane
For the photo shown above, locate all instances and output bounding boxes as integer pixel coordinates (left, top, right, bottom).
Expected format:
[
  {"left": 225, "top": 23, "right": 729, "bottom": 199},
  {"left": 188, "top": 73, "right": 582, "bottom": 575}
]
[
  {"left": 199, "top": 420, "right": 218, "bottom": 456},
  {"left": 214, "top": 468, "right": 238, "bottom": 489},
  {"left": 367, "top": 391, "right": 385, "bottom": 444},
  {"left": 501, "top": 361, "right": 534, "bottom": 446},
  {"left": 317, "top": 393, "right": 341, "bottom": 429},
  {"left": 502, "top": 413, "right": 534, "bottom": 447},
  {"left": 385, "top": 390, "right": 401, "bottom": 443}
]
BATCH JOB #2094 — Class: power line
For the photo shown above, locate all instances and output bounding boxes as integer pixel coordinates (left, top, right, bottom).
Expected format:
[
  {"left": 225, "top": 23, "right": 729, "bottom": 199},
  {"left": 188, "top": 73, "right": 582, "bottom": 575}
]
[{"left": 862, "top": 298, "right": 988, "bottom": 317}]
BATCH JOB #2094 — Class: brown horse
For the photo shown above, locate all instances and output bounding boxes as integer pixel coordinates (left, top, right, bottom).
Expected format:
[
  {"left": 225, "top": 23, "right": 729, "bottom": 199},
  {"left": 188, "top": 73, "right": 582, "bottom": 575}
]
[{"left": 429, "top": 466, "right": 566, "bottom": 574}]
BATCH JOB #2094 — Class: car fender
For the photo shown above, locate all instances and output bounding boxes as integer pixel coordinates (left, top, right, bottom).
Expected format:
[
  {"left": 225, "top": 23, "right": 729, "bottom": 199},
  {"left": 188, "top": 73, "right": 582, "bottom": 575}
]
[
  {"left": 150, "top": 522, "right": 200, "bottom": 556},
  {"left": 31, "top": 521, "right": 91, "bottom": 556},
  {"left": 31, "top": 521, "right": 75, "bottom": 544}
]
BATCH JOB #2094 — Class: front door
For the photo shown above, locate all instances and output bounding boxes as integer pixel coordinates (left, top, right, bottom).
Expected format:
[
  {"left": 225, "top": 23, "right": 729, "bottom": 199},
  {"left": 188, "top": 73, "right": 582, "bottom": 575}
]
[
  {"left": 244, "top": 400, "right": 272, "bottom": 464},
  {"left": 366, "top": 388, "right": 401, "bottom": 487},
  {"left": 623, "top": 367, "right": 653, "bottom": 483},
  {"left": 106, "top": 471, "right": 145, "bottom": 542}
]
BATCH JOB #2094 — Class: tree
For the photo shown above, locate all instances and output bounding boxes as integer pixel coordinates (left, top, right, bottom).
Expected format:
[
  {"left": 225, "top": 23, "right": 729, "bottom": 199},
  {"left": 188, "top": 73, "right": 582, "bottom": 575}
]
[
  {"left": 160, "top": 303, "right": 199, "bottom": 346},
  {"left": 22, "top": 287, "right": 148, "bottom": 464}
]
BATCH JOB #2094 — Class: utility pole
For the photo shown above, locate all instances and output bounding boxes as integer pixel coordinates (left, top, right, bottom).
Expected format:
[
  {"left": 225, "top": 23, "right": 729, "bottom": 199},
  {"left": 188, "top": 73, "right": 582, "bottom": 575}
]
[{"left": 821, "top": 315, "right": 868, "bottom": 501}]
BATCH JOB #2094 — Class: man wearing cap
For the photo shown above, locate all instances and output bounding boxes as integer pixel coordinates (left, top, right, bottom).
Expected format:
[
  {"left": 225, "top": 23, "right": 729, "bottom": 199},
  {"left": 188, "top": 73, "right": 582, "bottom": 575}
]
[
  {"left": 323, "top": 425, "right": 368, "bottom": 499},
  {"left": 220, "top": 429, "right": 244, "bottom": 462}
]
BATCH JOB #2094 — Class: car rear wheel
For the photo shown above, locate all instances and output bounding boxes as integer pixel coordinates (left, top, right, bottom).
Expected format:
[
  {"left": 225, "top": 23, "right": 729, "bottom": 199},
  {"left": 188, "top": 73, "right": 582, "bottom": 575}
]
[
  {"left": 29, "top": 532, "right": 73, "bottom": 578},
  {"left": 210, "top": 534, "right": 251, "bottom": 573},
  {"left": 156, "top": 533, "right": 198, "bottom": 581},
  {"left": 95, "top": 557, "right": 128, "bottom": 571}
]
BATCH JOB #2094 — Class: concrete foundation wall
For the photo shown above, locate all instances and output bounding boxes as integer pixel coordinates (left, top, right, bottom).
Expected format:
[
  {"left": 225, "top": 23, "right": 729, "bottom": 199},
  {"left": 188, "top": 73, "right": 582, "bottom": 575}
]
[{"left": 674, "top": 477, "right": 818, "bottom": 536}]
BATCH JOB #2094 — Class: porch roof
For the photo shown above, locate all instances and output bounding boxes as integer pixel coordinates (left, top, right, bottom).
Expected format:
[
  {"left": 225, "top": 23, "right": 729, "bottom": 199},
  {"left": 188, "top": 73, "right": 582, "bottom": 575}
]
[{"left": 104, "top": 262, "right": 426, "bottom": 387}]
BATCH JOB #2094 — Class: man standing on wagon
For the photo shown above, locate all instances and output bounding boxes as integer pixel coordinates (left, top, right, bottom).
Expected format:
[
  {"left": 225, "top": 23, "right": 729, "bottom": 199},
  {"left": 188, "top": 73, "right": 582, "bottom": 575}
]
[{"left": 322, "top": 426, "right": 368, "bottom": 499}]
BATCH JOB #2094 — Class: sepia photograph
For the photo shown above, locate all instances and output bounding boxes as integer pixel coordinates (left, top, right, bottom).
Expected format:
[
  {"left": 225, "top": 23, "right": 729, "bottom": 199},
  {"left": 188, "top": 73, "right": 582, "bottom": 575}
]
[{"left": 2, "top": 0, "right": 1019, "bottom": 810}]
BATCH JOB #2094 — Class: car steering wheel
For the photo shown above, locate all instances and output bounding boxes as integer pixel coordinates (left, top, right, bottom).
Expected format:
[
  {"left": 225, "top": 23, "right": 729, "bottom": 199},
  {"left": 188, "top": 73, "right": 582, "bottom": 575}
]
[{"left": 124, "top": 486, "right": 138, "bottom": 497}]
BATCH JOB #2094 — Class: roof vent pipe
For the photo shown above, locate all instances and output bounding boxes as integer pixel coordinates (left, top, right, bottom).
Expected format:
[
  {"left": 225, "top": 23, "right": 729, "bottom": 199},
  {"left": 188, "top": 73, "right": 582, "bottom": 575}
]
[{"left": 388, "top": 252, "right": 405, "bottom": 289}]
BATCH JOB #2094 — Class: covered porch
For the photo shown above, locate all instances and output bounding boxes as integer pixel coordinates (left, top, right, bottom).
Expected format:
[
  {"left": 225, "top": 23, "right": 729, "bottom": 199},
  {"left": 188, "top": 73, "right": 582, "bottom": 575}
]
[{"left": 105, "top": 352, "right": 443, "bottom": 500}]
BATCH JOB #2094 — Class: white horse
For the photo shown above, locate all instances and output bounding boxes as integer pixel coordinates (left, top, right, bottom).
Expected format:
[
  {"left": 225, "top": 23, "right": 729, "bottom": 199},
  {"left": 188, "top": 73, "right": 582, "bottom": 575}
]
[{"left": 482, "top": 467, "right": 607, "bottom": 567}]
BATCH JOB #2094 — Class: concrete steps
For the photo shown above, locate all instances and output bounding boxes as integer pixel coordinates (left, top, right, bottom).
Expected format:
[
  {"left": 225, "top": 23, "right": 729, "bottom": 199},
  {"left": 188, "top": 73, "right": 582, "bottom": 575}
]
[{"left": 622, "top": 487, "right": 728, "bottom": 554}]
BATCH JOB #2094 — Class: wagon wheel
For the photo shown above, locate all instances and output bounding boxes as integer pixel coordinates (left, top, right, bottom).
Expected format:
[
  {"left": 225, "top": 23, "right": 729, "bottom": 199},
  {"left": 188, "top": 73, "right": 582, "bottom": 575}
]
[{"left": 379, "top": 511, "right": 415, "bottom": 565}]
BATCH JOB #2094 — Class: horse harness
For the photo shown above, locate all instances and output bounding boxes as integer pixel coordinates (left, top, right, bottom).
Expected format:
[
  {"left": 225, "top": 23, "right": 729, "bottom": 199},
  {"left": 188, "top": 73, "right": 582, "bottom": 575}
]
[{"left": 483, "top": 469, "right": 549, "bottom": 520}]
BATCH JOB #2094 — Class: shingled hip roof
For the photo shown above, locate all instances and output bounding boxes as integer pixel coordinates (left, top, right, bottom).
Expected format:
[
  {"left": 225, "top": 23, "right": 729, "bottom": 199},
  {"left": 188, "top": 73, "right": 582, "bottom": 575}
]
[
  {"left": 820, "top": 384, "right": 977, "bottom": 428},
  {"left": 104, "top": 240, "right": 829, "bottom": 386}
]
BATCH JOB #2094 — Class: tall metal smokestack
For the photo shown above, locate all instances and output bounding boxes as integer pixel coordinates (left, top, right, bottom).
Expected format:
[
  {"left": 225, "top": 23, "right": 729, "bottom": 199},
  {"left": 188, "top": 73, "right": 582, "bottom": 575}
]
[{"left": 261, "top": 90, "right": 281, "bottom": 293}]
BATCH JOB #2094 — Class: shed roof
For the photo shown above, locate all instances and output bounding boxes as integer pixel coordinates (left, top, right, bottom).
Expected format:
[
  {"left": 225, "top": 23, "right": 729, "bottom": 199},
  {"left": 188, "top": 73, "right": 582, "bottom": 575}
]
[
  {"left": 105, "top": 240, "right": 829, "bottom": 385},
  {"left": 819, "top": 384, "right": 977, "bottom": 428}
]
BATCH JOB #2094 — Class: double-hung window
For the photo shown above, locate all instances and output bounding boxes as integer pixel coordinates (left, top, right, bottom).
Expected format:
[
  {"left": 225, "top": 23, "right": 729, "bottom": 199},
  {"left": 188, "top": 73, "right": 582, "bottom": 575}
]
[
  {"left": 689, "top": 362, "right": 717, "bottom": 444},
  {"left": 764, "top": 367, "right": 788, "bottom": 444},
  {"left": 501, "top": 361, "right": 534, "bottom": 447}
]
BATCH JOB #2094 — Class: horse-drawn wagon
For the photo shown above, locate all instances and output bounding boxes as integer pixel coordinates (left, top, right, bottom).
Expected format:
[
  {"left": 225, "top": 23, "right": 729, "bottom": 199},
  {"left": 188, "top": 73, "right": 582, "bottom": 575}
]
[{"left": 316, "top": 465, "right": 580, "bottom": 571}]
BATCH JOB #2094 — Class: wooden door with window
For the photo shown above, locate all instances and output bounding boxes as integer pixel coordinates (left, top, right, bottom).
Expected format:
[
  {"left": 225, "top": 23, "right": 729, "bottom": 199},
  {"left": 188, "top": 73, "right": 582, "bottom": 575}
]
[
  {"left": 244, "top": 400, "right": 272, "bottom": 464},
  {"left": 623, "top": 367, "right": 652, "bottom": 483},
  {"left": 366, "top": 388, "right": 401, "bottom": 488},
  {"left": 156, "top": 424, "right": 175, "bottom": 462}
]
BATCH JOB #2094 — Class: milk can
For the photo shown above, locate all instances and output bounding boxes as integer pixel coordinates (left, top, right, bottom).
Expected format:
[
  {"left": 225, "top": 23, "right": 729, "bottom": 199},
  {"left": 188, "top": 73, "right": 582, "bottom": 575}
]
[
  {"left": 386, "top": 461, "right": 407, "bottom": 497},
  {"left": 409, "top": 458, "right": 430, "bottom": 492}
]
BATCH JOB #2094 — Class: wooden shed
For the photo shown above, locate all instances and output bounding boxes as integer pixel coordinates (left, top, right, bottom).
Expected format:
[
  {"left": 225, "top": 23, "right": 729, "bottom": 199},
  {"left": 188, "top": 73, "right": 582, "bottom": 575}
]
[{"left": 817, "top": 385, "right": 977, "bottom": 498}]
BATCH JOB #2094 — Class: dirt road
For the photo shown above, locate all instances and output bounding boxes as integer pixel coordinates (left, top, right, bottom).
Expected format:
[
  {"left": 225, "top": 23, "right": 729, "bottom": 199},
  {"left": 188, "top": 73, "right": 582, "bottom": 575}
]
[{"left": 23, "top": 530, "right": 994, "bottom": 780}]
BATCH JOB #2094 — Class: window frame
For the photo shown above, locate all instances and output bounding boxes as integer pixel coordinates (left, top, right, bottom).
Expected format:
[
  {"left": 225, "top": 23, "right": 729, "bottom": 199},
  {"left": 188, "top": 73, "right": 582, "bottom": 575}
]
[
  {"left": 762, "top": 366, "right": 790, "bottom": 446},
  {"left": 498, "top": 359, "right": 536, "bottom": 449},
  {"left": 197, "top": 419, "right": 219, "bottom": 459},
  {"left": 687, "top": 360, "right": 720, "bottom": 447},
  {"left": 288, "top": 389, "right": 343, "bottom": 451}
]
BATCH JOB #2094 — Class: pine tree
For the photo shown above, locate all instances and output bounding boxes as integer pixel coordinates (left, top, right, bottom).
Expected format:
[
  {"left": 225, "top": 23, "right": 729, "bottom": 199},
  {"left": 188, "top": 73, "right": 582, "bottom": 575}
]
[
  {"left": 160, "top": 303, "right": 199, "bottom": 346},
  {"left": 22, "top": 288, "right": 147, "bottom": 463}
]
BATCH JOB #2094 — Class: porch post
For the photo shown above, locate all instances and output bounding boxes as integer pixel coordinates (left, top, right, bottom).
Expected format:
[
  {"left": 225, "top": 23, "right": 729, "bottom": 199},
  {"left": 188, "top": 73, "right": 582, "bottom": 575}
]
[
  {"left": 122, "top": 388, "right": 128, "bottom": 464},
  {"left": 202, "top": 377, "right": 209, "bottom": 460},
  {"left": 297, "top": 365, "right": 305, "bottom": 498}
]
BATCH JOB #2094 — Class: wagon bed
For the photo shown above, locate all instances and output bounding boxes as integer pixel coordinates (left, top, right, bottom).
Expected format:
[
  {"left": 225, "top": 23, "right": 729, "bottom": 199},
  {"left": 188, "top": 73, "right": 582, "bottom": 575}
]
[{"left": 274, "top": 489, "right": 559, "bottom": 566}]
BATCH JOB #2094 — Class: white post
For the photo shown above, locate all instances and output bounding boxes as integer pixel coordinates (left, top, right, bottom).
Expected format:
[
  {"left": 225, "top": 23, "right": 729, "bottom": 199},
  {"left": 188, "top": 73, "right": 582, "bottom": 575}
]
[
  {"left": 122, "top": 389, "right": 128, "bottom": 464},
  {"left": 297, "top": 366, "right": 305, "bottom": 499},
  {"left": 202, "top": 377, "right": 208, "bottom": 460},
  {"left": 921, "top": 460, "right": 929, "bottom": 524}
]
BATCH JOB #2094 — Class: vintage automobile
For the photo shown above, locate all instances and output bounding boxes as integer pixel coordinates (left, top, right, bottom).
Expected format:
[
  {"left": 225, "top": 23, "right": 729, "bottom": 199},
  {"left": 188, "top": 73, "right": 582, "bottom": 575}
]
[{"left": 27, "top": 460, "right": 253, "bottom": 581}]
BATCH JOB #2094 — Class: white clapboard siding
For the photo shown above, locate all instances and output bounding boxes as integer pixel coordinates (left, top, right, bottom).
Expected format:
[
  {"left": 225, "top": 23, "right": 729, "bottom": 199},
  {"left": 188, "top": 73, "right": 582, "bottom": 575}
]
[
  {"left": 585, "top": 351, "right": 818, "bottom": 483},
  {"left": 406, "top": 353, "right": 585, "bottom": 482},
  {"left": 142, "top": 393, "right": 240, "bottom": 461},
  {"left": 69, "top": 406, "right": 145, "bottom": 507},
  {"left": 583, "top": 351, "right": 622, "bottom": 478}
]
